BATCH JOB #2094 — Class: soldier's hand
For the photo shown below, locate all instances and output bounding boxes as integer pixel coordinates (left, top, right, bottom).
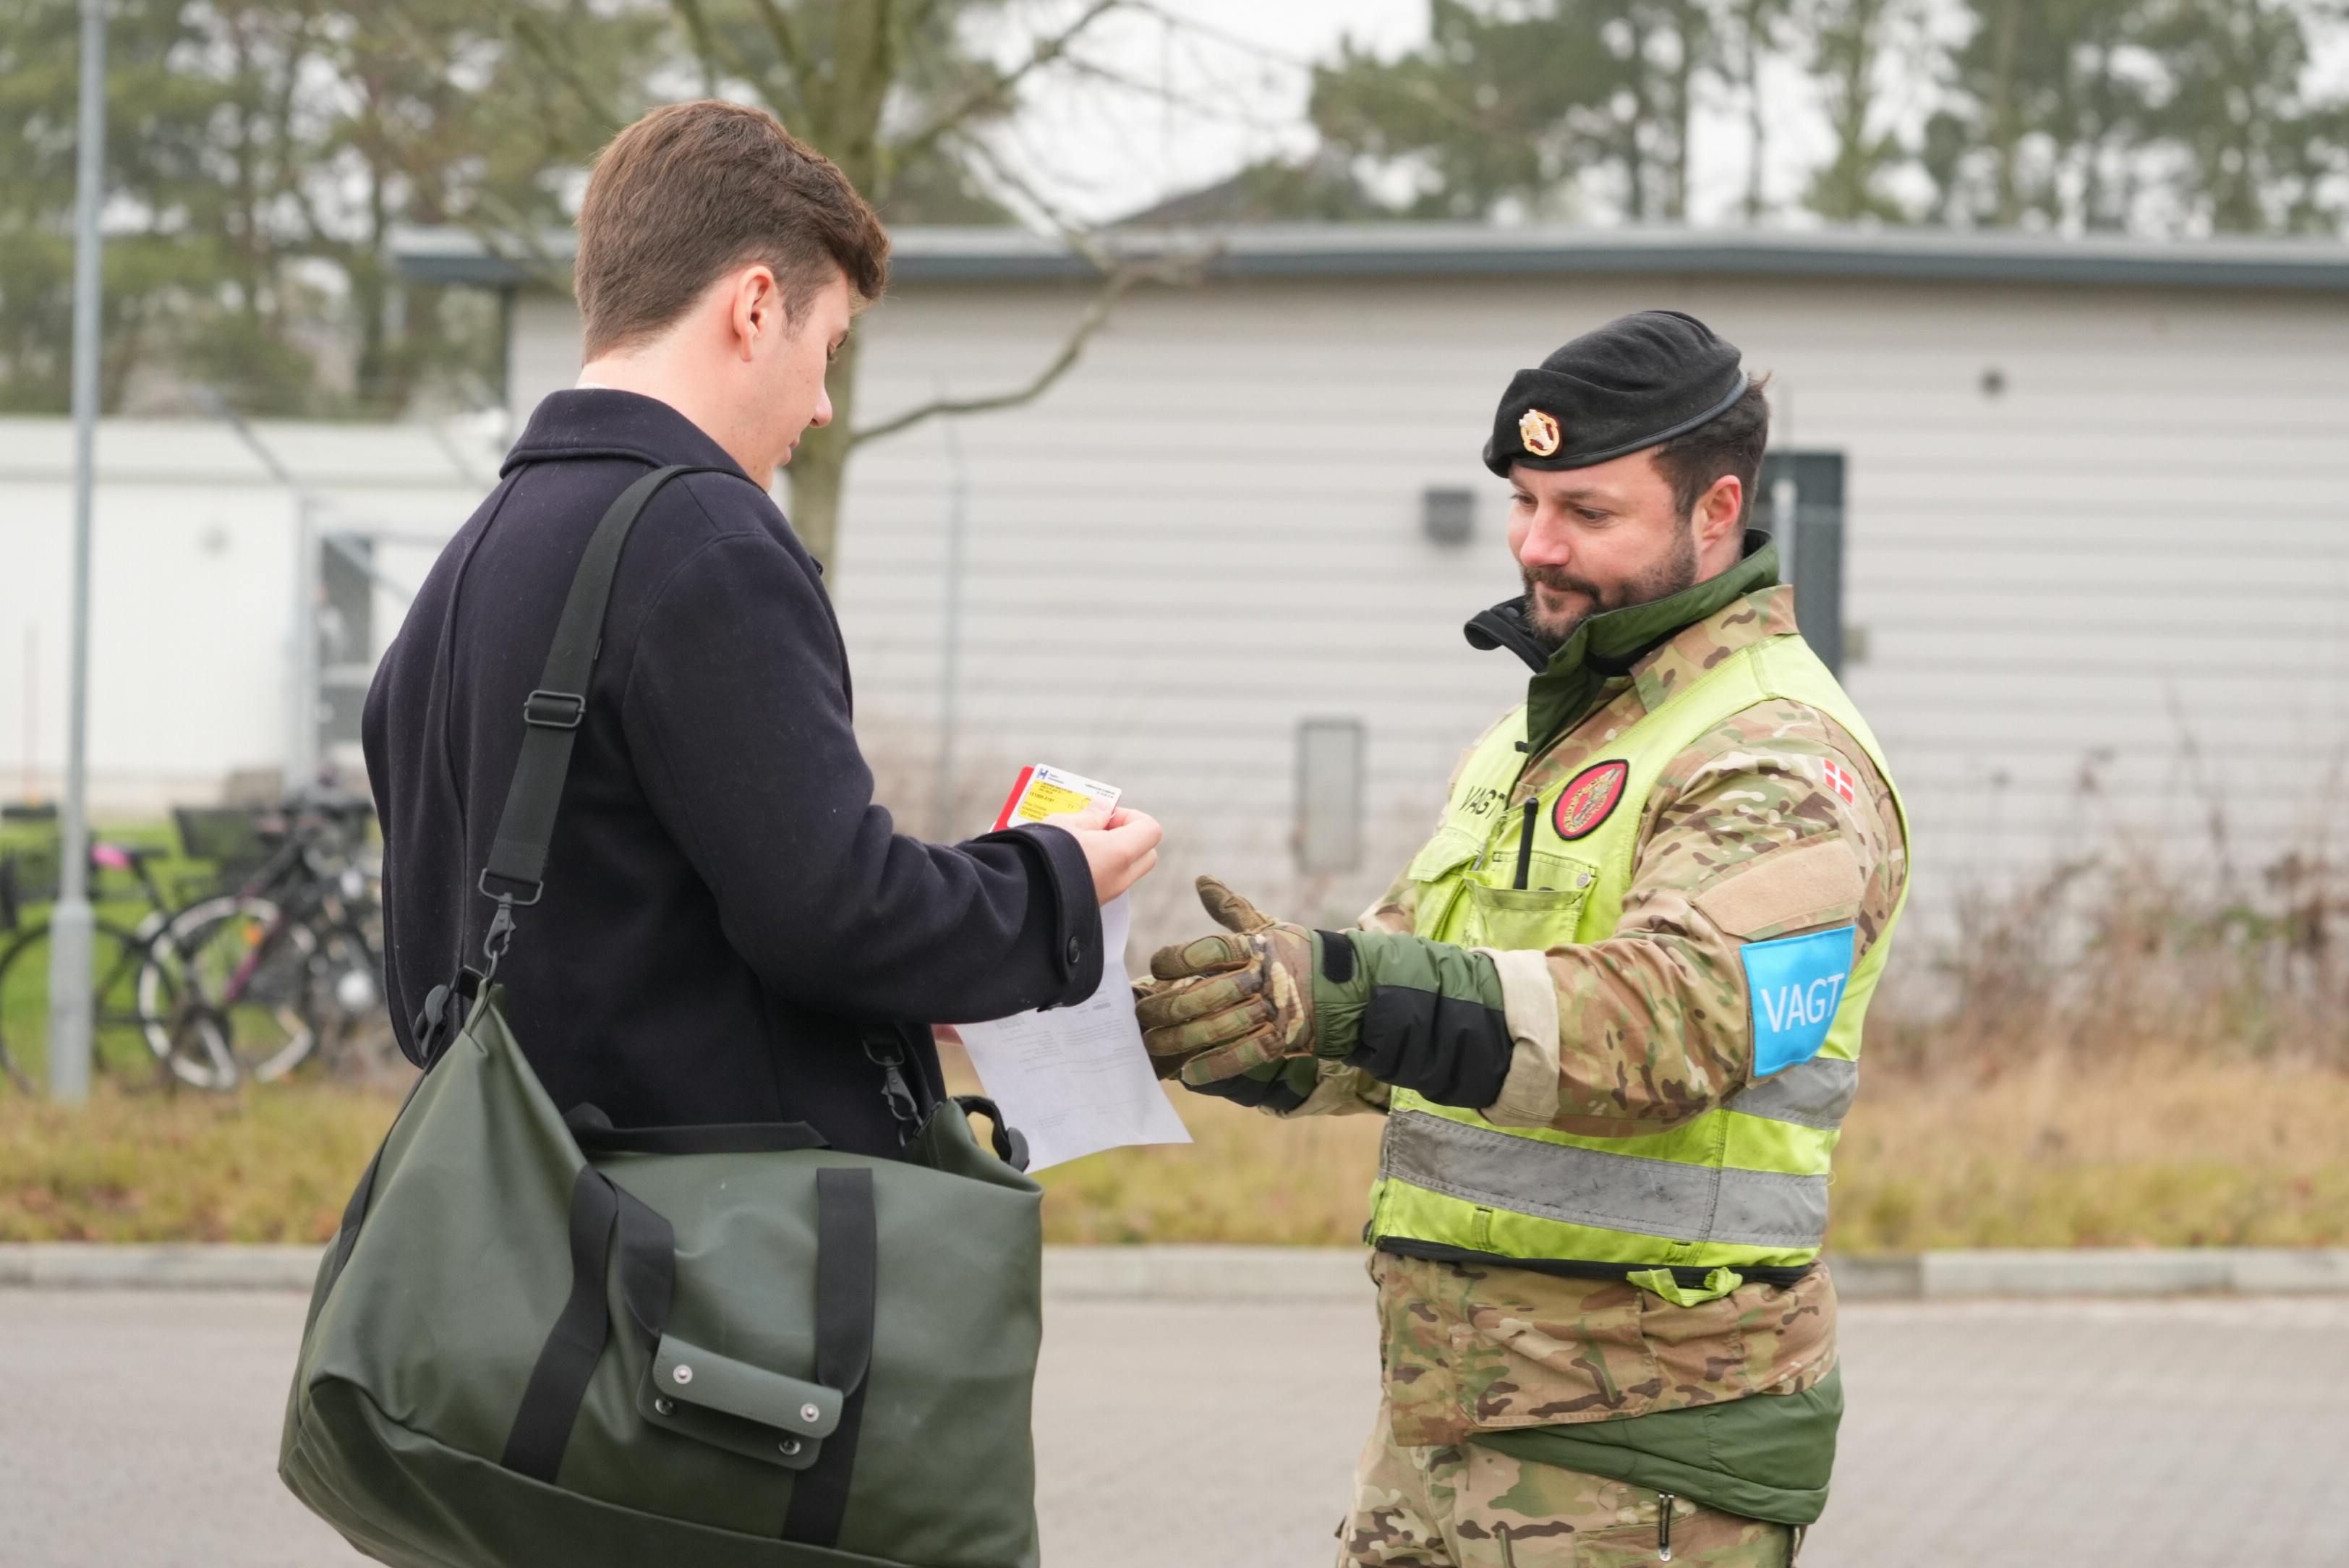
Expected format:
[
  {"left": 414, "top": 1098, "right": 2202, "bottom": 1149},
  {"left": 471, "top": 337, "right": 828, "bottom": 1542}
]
[
  {"left": 1135, "top": 877, "right": 1318, "bottom": 1085},
  {"left": 1130, "top": 975, "right": 1186, "bottom": 1081}
]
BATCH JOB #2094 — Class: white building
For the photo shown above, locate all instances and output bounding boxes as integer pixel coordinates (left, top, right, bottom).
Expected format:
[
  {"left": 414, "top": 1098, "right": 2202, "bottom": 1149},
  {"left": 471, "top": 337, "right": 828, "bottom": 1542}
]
[
  {"left": 0, "top": 416, "right": 501, "bottom": 813},
  {"left": 9, "top": 224, "right": 2348, "bottom": 946}
]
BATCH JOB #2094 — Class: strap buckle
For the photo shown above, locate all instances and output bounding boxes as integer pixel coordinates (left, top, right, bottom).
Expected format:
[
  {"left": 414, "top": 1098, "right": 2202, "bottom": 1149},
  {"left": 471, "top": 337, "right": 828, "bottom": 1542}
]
[
  {"left": 523, "top": 689, "right": 586, "bottom": 730},
  {"left": 858, "top": 1028, "right": 924, "bottom": 1143},
  {"left": 481, "top": 896, "right": 519, "bottom": 980},
  {"left": 878, "top": 1069, "right": 921, "bottom": 1141},
  {"left": 477, "top": 867, "right": 544, "bottom": 907},
  {"left": 412, "top": 966, "right": 483, "bottom": 1067}
]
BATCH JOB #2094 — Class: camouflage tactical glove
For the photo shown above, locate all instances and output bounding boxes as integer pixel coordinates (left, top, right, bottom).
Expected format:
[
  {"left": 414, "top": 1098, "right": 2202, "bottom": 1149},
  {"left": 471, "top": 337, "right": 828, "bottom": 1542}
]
[
  {"left": 1138, "top": 877, "right": 1360, "bottom": 1086},
  {"left": 1133, "top": 974, "right": 1321, "bottom": 1109},
  {"left": 1141, "top": 876, "right": 1519, "bottom": 1113}
]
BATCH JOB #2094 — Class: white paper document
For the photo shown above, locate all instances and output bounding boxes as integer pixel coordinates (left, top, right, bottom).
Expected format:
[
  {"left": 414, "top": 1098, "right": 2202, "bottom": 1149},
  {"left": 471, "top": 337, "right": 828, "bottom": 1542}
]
[{"left": 956, "top": 894, "right": 1192, "bottom": 1172}]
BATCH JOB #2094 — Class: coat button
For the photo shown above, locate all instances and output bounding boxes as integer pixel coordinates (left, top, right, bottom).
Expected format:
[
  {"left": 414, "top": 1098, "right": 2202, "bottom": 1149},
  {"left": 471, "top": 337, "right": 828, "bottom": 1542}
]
[{"left": 1066, "top": 936, "right": 1083, "bottom": 967}]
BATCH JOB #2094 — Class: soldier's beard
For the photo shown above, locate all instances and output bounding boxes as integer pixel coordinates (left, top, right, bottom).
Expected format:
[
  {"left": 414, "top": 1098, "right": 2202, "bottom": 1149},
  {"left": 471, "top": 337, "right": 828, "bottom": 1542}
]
[{"left": 1520, "top": 526, "right": 1700, "bottom": 647}]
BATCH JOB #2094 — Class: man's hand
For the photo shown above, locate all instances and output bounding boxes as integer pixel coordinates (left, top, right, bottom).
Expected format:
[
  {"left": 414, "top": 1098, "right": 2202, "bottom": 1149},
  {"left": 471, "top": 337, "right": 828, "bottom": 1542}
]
[
  {"left": 1135, "top": 877, "right": 1319, "bottom": 1084},
  {"left": 1062, "top": 808, "right": 1162, "bottom": 903}
]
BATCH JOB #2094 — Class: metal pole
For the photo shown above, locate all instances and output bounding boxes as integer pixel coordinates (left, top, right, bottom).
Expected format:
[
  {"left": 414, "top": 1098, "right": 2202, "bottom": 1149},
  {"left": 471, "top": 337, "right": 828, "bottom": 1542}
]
[
  {"left": 1771, "top": 475, "right": 1799, "bottom": 584},
  {"left": 21, "top": 629, "right": 35, "bottom": 804},
  {"left": 288, "top": 495, "right": 322, "bottom": 792},
  {"left": 47, "top": 0, "right": 106, "bottom": 1103},
  {"left": 932, "top": 410, "right": 969, "bottom": 842}
]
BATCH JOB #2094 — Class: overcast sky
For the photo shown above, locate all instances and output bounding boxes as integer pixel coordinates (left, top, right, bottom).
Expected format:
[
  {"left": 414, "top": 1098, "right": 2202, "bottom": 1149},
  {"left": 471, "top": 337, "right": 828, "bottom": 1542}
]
[
  {"left": 987, "top": 0, "right": 1434, "bottom": 225},
  {"left": 988, "top": 0, "right": 1866, "bottom": 229},
  {"left": 984, "top": 0, "right": 2349, "bottom": 231}
]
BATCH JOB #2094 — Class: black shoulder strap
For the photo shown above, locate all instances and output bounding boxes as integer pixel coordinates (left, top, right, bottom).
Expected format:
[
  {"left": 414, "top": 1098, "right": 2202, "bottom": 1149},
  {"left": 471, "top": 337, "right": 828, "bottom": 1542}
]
[
  {"left": 779, "top": 1167, "right": 878, "bottom": 1546},
  {"left": 477, "top": 464, "right": 730, "bottom": 913}
]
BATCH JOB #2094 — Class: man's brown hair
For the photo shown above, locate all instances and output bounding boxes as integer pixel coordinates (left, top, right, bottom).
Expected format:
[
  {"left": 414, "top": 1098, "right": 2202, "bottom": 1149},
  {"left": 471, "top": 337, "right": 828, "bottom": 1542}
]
[
  {"left": 574, "top": 101, "right": 890, "bottom": 359},
  {"left": 1652, "top": 374, "right": 1771, "bottom": 524}
]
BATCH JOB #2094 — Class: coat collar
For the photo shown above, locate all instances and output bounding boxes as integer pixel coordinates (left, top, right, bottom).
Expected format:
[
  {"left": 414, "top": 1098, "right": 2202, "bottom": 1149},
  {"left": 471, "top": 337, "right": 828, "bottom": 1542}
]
[
  {"left": 1465, "top": 529, "right": 1786, "bottom": 751},
  {"left": 500, "top": 388, "right": 755, "bottom": 483}
]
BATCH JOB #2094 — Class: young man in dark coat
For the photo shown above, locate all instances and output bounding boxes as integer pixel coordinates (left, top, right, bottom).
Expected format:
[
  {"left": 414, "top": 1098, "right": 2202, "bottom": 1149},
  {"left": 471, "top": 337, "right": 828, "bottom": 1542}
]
[{"left": 364, "top": 101, "right": 1161, "bottom": 1156}]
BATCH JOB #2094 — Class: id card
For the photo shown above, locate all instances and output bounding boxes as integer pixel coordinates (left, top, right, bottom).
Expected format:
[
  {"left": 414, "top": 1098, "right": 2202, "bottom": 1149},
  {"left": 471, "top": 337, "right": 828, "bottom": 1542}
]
[{"left": 992, "top": 764, "right": 1122, "bottom": 832}]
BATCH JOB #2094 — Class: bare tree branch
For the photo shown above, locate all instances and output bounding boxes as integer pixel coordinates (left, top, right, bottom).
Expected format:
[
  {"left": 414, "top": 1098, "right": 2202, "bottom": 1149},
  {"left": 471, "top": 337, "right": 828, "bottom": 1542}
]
[
  {"left": 848, "top": 132, "right": 1222, "bottom": 449},
  {"left": 741, "top": 0, "right": 816, "bottom": 108},
  {"left": 460, "top": 190, "right": 576, "bottom": 291},
  {"left": 955, "top": 124, "right": 1117, "bottom": 257},
  {"left": 889, "top": 0, "right": 1126, "bottom": 173},
  {"left": 506, "top": 9, "right": 623, "bottom": 128},
  {"left": 902, "top": 0, "right": 953, "bottom": 35},
  {"left": 1120, "top": 0, "right": 1313, "bottom": 69},
  {"left": 670, "top": 0, "right": 725, "bottom": 96},
  {"left": 841, "top": 0, "right": 901, "bottom": 171},
  {"left": 845, "top": 241, "right": 1215, "bottom": 450},
  {"left": 845, "top": 279, "right": 1127, "bottom": 448},
  {"left": 264, "top": 14, "right": 325, "bottom": 265},
  {"left": 958, "top": 124, "right": 1214, "bottom": 272},
  {"left": 1054, "top": 48, "right": 1296, "bottom": 127}
]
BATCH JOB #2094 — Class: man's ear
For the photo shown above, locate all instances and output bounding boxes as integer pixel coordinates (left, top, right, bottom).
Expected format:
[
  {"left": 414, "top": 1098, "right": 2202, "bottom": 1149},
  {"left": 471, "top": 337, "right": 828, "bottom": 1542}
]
[
  {"left": 726, "top": 265, "right": 782, "bottom": 362},
  {"left": 1694, "top": 473, "right": 1744, "bottom": 550}
]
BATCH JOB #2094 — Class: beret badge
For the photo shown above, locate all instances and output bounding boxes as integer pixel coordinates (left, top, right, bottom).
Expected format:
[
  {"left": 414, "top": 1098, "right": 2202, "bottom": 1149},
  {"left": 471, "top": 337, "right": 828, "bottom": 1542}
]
[{"left": 1482, "top": 311, "right": 1747, "bottom": 477}]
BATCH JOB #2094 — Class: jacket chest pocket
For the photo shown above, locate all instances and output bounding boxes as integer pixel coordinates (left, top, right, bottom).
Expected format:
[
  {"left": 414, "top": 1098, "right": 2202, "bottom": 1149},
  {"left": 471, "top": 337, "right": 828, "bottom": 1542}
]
[
  {"left": 1410, "top": 824, "right": 1600, "bottom": 950},
  {"left": 1403, "top": 830, "right": 1484, "bottom": 939},
  {"left": 1460, "top": 851, "right": 1598, "bottom": 952}
]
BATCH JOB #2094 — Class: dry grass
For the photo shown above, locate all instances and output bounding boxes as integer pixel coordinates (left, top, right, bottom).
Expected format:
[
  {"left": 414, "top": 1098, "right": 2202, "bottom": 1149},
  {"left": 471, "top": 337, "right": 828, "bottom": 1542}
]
[
  {"left": 1036, "top": 1092, "right": 1386, "bottom": 1246},
  {"left": 4, "top": 809, "right": 2342, "bottom": 1250},
  {"left": 1, "top": 1058, "right": 2339, "bottom": 1251},
  {"left": 1896, "top": 817, "right": 2349, "bottom": 1073},
  {"left": 1029, "top": 1057, "right": 2349, "bottom": 1253},
  {"left": 1833, "top": 1056, "right": 2349, "bottom": 1250},
  {"left": 0, "top": 1081, "right": 392, "bottom": 1243},
  {"left": 1033, "top": 793, "right": 2349, "bottom": 1251}
]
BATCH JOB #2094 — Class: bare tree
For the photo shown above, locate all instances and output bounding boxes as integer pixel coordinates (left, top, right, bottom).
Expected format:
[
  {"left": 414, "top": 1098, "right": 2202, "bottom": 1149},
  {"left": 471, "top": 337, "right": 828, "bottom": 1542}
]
[
  {"left": 846, "top": 135, "right": 1218, "bottom": 451},
  {"left": 1723, "top": 0, "right": 1796, "bottom": 220},
  {"left": 649, "top": 0, "right": 1232, "bottom": 566},
  {"left": 1801, "top": 0, "right": 1917, "bottom": 222}
]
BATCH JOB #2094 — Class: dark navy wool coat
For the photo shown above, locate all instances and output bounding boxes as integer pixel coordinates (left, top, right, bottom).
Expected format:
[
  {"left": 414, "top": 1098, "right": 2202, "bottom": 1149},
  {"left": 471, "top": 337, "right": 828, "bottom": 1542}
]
[{"left": 364, "top": 390, "right": 1100, "bottom": 1155}]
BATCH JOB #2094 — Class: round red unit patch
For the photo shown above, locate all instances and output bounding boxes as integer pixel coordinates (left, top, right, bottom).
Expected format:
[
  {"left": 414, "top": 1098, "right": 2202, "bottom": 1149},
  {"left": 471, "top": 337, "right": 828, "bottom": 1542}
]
[{"left": 1551, "top": 760, "right": 1629, "bottom": 841}]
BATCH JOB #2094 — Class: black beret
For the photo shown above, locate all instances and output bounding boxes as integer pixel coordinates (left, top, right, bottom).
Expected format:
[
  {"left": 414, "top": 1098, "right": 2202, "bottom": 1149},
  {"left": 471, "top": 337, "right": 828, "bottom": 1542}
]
[{"left": 1482, "top": 310, "right": 1749, "bottom": 477}]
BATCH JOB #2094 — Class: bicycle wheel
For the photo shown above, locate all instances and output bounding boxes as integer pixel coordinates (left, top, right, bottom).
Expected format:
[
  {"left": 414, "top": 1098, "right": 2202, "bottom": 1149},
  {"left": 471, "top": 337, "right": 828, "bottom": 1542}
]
[
  {"left": 0, "top": 919, "right": 172, "bottom": 1094},
  {"left": 145, "top": 895, "right": 317, "bottom": 1088},
  {"left": 305, "top": 917, "right": 397, "bottom": 1076},
  {"left": 127, "top": 925, "right": 238, "bottom": 1091}
]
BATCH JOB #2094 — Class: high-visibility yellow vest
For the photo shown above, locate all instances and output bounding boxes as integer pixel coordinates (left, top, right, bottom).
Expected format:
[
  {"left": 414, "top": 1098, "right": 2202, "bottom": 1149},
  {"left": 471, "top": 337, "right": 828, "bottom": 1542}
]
[{"left": 1367, "top": 629, "right": 1909, "bottom": 1278}]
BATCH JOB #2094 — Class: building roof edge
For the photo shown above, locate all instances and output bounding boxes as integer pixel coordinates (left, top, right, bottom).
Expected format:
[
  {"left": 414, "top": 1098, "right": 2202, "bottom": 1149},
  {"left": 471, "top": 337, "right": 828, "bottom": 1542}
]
[{"left": 389, "top": 221, "right": 2349, "bottom": 293}]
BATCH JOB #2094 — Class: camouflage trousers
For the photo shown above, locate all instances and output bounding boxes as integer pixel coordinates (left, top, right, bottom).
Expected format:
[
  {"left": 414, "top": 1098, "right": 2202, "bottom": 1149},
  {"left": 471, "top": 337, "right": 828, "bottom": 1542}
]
[{"left": 1337, "top": 1403, "right": 1798, "bottom": 1567}]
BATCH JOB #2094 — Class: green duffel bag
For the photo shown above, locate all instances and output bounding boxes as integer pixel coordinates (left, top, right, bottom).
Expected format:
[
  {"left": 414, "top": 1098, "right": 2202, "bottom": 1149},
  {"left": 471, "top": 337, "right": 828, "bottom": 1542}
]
[{"left": 280, "top": 465, "right": 1046, "bottom": 1568}]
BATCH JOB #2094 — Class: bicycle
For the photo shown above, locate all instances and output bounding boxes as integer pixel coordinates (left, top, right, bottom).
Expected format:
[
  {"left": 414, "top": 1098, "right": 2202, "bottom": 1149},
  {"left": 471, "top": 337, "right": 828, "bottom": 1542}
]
[
  {"left": 0, "top": 837, "right": 235, "bottom": 1094},
  {"left": 147, "top": 793, "right": 388, "bottom": 1089}
]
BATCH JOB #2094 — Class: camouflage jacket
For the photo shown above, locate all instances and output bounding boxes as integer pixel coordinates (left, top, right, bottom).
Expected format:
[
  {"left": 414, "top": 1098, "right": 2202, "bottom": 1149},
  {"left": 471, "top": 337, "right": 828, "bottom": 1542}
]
[{"left": 1292, "top": 581, "right": 1908, "bottom": 1444}]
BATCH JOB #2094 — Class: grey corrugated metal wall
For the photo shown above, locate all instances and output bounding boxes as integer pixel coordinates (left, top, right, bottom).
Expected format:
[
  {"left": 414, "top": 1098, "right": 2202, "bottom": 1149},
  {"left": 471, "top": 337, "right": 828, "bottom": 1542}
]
[{"left": 835, "top": 272, "right": 2349, "bottom": 945}]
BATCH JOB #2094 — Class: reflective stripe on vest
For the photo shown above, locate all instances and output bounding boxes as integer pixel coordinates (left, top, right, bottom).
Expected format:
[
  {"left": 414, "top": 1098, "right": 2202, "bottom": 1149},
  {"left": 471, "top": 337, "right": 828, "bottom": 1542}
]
[
  {"left": 1381, "top": 1110, "right": 1830, "bottom": 1249},
  {"left": 1367, "top": 629, "right": 1910, "bottom": 1275}
]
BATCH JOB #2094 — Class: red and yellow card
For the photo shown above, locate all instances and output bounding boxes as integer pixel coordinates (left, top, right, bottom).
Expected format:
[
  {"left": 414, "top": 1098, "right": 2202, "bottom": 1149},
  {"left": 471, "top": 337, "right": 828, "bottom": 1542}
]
[{"left": 992, "top": 764, "right": 1122, "bottom": 832}]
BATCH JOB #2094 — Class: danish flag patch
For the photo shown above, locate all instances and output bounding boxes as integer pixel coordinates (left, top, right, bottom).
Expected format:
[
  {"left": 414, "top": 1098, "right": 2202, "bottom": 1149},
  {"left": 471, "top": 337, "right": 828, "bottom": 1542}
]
[{"left": 1822, "top": 759, "right": 1858, "bottom": 804}]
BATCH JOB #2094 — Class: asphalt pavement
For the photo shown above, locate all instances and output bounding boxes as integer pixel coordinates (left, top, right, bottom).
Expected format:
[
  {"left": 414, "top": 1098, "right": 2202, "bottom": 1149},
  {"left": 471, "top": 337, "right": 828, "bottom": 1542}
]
[{"left": 2, "top": 1290, "right": 2342, "bottom": 1567}]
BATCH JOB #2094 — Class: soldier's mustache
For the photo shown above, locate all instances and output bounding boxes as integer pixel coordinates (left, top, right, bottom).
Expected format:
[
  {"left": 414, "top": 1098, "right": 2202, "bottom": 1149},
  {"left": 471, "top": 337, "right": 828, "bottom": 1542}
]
[{"left": 1522, "top": 567, "right": 1611, "bottom": 607}]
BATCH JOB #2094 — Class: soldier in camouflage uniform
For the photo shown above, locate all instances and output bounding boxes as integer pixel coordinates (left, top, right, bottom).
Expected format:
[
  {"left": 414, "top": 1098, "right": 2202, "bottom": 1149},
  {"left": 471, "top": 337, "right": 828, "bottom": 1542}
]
[{"left": 1138, "top": 311, "right": 1910, "bottom": 1566}]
